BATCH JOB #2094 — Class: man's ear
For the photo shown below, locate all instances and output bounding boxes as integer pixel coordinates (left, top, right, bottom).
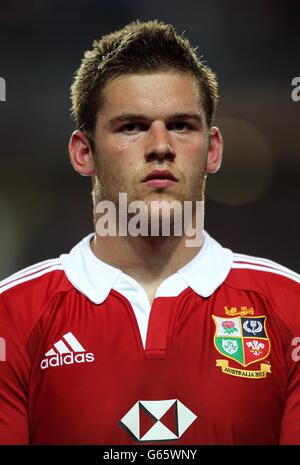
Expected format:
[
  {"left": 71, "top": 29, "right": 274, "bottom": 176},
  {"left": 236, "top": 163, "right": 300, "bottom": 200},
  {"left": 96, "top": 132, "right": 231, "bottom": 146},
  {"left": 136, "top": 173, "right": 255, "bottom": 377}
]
[
  {"left": 68, "top": 130, "right": 95, "bottom": 176},
  {"left": 206, "top": 126, "right": 223, "bottom": 174}
]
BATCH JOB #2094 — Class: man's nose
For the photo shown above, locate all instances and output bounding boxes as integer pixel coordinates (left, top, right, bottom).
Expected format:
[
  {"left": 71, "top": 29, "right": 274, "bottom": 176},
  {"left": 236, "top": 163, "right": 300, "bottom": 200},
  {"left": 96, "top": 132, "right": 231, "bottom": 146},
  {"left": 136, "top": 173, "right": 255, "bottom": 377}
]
[{"left": 144, "top": 121, "right": 176, "bottom": 161}]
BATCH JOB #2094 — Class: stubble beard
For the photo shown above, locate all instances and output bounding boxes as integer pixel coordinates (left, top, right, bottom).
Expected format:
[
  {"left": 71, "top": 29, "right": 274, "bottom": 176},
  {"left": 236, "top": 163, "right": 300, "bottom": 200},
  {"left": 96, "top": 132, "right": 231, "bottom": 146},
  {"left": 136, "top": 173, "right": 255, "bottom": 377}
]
[{"left": 92, "top": 153, "right": 207, "bottom": 237}]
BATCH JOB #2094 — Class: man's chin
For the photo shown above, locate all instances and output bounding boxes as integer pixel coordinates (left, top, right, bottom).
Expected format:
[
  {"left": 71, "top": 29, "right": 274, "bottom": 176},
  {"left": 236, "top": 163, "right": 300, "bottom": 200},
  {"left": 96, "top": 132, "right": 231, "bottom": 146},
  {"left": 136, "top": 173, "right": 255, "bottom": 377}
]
[{"left": 136, "top": 190, "right": 186, "bottom": 204}]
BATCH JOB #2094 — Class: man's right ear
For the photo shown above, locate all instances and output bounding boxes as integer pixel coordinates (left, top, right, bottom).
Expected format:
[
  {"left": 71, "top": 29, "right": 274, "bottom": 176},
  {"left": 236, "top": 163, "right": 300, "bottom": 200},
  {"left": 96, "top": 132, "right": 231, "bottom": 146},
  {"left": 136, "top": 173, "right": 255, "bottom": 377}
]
[{"left": 68, "top": 130, "right": 95, "bottom": 176}]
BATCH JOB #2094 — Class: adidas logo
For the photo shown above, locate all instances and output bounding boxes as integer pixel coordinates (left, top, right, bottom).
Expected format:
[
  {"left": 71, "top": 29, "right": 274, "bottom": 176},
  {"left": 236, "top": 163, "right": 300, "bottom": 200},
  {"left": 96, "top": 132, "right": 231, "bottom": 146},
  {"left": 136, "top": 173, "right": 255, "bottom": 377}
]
[{"left": 40, "top": 332, "right": 95, "bottom": 370}]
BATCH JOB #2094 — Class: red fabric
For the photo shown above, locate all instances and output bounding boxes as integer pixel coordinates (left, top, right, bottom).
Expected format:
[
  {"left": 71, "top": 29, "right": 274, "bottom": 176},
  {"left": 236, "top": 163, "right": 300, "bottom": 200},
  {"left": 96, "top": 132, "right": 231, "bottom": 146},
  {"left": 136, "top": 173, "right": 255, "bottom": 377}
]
[{"left": 0, "top": 264, "right": 299, "bottom": 444}]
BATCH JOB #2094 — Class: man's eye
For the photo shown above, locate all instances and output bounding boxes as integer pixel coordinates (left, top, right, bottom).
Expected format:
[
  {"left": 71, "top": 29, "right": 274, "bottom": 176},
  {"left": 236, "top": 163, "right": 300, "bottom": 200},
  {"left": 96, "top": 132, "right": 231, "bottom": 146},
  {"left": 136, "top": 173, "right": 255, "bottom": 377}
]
[
  {"left": 169, "top": 122, "right": 190, "bottom": 131},
  {"left": 120, "top": 123, "right": 146, "bottom": 133}
]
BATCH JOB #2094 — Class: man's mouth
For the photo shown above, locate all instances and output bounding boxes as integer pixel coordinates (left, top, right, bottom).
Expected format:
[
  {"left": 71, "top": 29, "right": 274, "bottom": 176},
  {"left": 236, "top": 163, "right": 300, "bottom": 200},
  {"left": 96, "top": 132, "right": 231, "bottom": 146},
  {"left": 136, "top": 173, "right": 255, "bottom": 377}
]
[{"left": 142, "top": 169, "right": 178, "bottom": 189}]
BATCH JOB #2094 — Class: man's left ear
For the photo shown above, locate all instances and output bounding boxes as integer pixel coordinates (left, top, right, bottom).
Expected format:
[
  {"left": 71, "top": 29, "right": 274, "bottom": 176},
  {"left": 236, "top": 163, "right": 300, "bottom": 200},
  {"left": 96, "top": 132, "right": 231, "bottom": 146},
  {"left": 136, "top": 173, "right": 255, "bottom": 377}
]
[{"left": 206, "top": 126, "right": 223, "bottom": 174}]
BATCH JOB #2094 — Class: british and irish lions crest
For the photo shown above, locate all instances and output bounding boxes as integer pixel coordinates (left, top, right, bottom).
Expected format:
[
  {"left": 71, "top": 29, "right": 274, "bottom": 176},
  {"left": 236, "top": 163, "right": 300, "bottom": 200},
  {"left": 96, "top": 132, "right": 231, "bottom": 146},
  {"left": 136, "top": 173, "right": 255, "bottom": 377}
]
[{"left": 212, "top": 314, "right": 272, "bottom": 379}]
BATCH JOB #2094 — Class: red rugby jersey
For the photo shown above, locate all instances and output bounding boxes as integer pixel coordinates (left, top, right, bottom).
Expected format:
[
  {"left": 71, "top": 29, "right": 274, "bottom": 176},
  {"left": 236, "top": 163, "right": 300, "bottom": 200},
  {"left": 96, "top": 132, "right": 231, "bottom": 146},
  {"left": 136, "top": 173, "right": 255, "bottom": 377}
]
[{"left": 0, "top": 232, "right": 300, "bottom": 444}]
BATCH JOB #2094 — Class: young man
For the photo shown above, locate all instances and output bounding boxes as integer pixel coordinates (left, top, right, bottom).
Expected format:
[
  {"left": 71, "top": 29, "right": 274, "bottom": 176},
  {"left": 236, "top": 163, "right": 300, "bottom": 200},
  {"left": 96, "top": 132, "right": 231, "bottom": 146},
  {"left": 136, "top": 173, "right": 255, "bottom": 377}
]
[{"left": 0, "top": 20, "right": 300, "bottom": 445}]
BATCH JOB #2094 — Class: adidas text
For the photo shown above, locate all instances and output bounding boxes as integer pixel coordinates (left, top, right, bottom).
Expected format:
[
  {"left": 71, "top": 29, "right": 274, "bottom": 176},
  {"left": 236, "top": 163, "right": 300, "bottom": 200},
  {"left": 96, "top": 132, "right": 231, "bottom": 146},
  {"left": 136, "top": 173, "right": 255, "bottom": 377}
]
[{"left": 40, "top": 352, "right": 95, "bottom": 369}]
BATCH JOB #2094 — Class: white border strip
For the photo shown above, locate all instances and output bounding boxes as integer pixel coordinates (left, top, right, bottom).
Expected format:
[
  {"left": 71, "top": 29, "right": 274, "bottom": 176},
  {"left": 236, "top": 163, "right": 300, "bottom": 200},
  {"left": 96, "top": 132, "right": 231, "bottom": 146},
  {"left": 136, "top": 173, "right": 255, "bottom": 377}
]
[
  {"left": 232, "top": 263, "right": 300, "bottom": 284},
  {"left": 0, "top": 259, "right": 61, "bottom": 287},
  {"left": 233, "top": 253, "right": 300, "bottom": 278},
  {"left": 0, "top": 265, "right": 63, "bottom": 294}
]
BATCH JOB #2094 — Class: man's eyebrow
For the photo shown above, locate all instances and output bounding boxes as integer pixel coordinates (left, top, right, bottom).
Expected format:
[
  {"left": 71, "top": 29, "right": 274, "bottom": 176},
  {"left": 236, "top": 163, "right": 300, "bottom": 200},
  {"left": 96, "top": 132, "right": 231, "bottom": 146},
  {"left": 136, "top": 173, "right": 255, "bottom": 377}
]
[
  {"left": 109, "top": 112, "right": 204, "bottom": 125},
  {"left": 168, "top": 112, "right": 204, "bottom": 123}
]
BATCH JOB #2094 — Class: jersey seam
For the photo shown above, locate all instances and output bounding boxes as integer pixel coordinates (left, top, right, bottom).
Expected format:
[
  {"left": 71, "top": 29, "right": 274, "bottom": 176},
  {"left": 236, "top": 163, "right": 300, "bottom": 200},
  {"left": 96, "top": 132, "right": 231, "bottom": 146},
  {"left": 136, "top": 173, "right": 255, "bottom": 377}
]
[{"left": 24, "top": 285, "right": 73, "bottom": 351}]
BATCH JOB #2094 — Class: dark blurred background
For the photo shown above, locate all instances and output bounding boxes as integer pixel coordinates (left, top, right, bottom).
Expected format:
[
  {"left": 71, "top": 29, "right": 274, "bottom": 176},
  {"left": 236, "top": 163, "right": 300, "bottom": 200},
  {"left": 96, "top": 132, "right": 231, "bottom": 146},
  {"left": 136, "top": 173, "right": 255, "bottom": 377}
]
[{"left": 0, "top": 0, "right": 299, "bottom": 278}]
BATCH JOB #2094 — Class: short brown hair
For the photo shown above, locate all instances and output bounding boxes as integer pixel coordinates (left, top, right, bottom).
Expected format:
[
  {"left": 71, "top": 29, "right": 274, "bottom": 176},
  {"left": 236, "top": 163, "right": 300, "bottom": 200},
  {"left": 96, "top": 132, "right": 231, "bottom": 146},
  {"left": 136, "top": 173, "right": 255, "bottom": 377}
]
[{"left": 70, "top": 20, "right": 219, "bottom": 147}]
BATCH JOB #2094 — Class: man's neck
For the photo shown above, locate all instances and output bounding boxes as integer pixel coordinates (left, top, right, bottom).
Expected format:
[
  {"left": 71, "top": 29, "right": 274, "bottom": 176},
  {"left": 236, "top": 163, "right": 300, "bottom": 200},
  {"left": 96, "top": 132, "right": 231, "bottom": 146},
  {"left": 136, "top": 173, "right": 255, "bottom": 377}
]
[{"left": 90, "top": 231, "right": 204, "bottom": 286}]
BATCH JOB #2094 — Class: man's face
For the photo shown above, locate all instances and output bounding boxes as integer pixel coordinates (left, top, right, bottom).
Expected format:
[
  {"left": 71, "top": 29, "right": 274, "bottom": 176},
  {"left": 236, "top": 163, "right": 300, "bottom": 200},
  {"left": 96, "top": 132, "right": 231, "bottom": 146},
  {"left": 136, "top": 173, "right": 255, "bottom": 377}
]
[{"left": 92, "top": 71, "right": 210, "bottom": 210}]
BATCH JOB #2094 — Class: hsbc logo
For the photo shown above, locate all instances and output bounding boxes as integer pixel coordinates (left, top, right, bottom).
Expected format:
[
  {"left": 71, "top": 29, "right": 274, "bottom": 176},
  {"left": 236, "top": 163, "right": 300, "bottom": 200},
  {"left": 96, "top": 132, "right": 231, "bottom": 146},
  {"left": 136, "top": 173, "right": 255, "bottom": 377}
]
[{"left": 120, "top": 399, "right": 197, "bottom": 442}]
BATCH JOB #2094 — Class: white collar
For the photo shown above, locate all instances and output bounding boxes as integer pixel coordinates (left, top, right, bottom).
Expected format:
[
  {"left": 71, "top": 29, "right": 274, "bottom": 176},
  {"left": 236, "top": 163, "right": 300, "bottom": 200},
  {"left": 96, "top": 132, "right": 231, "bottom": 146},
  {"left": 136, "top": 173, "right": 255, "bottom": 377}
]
[{"left": 60, "top": 231, "right": 233, "bottom": 304}]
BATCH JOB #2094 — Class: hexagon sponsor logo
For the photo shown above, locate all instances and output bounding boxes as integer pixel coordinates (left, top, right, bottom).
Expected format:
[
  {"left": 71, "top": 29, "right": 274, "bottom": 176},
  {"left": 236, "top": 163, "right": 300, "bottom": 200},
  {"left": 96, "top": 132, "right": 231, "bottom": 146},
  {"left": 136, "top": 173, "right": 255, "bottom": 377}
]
[{"left": 120, "top": 399, "right": 197, "bottom": 442}]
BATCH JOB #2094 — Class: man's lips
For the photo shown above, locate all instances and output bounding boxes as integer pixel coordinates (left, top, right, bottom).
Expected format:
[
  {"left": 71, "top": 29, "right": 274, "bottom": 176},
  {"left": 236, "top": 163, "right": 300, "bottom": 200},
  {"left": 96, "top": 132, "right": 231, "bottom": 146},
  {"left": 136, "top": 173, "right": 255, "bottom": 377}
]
[
  {"left": 142, "top": 170, "right": 178, "bottom": 182},
  {"left": 142, "top": 170, "right": 178, "bottom": 189}
]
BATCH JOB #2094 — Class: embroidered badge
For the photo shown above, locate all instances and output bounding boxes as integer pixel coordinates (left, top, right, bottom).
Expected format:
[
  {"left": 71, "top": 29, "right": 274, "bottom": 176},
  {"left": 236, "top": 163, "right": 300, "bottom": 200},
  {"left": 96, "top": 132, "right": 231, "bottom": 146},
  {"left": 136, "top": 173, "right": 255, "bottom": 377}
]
[
  {"left": 212, "top": 315, "right": 271, "bottom": 379},
  {"left": 224, "top": 306, "right": 254, "bottom": 316}
]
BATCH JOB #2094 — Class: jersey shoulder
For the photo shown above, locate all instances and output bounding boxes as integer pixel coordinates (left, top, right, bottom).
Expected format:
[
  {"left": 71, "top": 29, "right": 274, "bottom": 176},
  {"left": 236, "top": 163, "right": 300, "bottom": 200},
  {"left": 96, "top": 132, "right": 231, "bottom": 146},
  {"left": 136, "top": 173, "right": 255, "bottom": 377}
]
[
  {"left": 228, "top": 251, "right": 300, "bottom": 291},
  {"left": 0, "top": 257, "right": 70, "bottom": 298},
  {"left": 227, "top": 252, "right": 300, "bottom": 333},
  {"left": 0, "top": 258, "right": 73, "bottom": 343}
]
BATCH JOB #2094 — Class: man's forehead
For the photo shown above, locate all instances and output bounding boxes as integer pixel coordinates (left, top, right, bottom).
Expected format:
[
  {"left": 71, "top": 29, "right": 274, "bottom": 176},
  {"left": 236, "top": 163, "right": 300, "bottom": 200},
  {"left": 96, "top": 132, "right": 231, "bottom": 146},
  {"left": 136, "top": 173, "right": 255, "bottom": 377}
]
[{"left": 99, "top": 71, "right": 203, "bottom": 116}]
